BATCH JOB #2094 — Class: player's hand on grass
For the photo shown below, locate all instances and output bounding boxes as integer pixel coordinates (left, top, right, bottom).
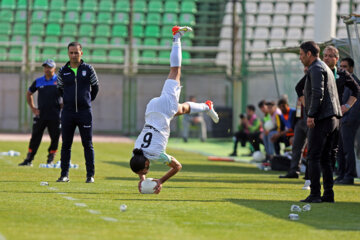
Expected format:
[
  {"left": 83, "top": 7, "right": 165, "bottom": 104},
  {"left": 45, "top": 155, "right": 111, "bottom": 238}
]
[
  {"left": 153, "top": 179, "right": 163, "bottom": 194},
  {"left": 138, "top": 180, "right": 143, "bottom": 193}
]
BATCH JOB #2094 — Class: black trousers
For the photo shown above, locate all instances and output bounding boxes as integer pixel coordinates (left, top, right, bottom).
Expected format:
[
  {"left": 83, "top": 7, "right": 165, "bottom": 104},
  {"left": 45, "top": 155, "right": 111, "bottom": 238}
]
[
  {"left": 60, "top": 109, "right": 94, "bottom": 178},
  {"left": 307, "top": 117, "right": 339, "bottom": 197},
  {"left": 233, "top": 131, "right": 261, "bottom": 153},
  {"left": 288, "top": 118, "right": 308, "bottom": 174},
  {"left": 28, "top": 116, "right": 60, "bottom": 158}
]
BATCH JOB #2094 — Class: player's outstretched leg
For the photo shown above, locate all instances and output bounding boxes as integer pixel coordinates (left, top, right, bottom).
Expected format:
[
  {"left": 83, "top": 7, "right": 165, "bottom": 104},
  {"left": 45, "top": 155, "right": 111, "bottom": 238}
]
[{"left": 177, "top": 100, "right": 219, "bottom": 123}]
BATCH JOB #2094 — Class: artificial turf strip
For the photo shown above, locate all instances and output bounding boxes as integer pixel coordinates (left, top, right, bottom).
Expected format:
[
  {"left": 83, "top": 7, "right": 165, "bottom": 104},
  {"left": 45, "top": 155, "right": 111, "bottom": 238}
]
[{"left": 0, "top": 141, "right": 359, "bottom": 240}]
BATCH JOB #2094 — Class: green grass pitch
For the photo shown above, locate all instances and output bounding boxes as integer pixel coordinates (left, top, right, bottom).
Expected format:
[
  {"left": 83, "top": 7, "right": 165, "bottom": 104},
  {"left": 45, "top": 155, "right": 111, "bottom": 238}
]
[{"left": 0, "top": 140, "right": 359, "bottom": 240}]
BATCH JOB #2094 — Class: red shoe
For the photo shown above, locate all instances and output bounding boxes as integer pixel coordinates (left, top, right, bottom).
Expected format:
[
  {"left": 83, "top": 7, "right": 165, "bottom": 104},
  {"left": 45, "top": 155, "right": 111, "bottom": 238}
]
[
  {"left": 172, "top": 26, "right": 193, "bottom": 37},
  {"left": 205, "top": 100, "right": 219, "bottom": 123}
]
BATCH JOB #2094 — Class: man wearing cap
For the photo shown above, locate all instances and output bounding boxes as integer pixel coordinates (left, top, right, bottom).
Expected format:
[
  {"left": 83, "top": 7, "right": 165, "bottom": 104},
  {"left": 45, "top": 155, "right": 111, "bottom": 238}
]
[{"left": 19, "top": 59, "right": 62, "bottom": 166}]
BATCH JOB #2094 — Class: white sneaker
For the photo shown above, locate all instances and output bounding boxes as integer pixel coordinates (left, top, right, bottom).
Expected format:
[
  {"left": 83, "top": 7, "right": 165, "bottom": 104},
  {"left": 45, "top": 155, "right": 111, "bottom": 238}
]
[
  {"left": 205, "top": 100, "right": 219, "bottom": 123},
  {"left": 302, "top": 180, "right": 311, "bottom": 190},
  {"left": 172, "top": 26, "right": 193, "bottom": 37}
]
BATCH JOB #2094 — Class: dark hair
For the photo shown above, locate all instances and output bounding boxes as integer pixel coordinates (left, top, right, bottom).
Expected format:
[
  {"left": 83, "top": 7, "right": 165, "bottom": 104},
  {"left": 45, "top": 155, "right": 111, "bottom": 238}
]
[
  {"left": 300, "top": 41, "right": 320, "bottom": 57},
  {"left": 277, "top": 98, "right": 288, "bottom": 106},
  {"left": 130, "top": 148, "right": 148, "bottom": 173},
  {"left": 247, "top": 104, "right": 256, "bottom": 112},
  {"left": 265, "top": 100, "right": 275, "bottom": 106},
  {"left": 341, "top": 57, "right": 354, "bottom": 68},
  {"left": 258, "top": 100, "right": 266, "bottom": 108},
  {"left": 68, "top": 41, "right": 82, "bottom": 50}
]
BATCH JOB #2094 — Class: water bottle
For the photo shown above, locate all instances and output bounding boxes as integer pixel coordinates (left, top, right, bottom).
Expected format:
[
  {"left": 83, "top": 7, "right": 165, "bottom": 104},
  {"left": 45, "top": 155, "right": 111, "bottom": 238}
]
[
  {"left": 1, "top": 150, "right": 20, "bottom": 156},
  {"left": 39, "top": 164, "right": 46, "bottom": 168},
  {"left": 302, "top": 204, "right": 311, "bottom": 211},
  {"left": 290, "top": 205, "right": 302, "bottom": 212},
  {"left": 40, "top": 182, "right": 49, "bottom": 186},
  {"left": 288, "top": 213, "right": 299, "bottom": 221}
]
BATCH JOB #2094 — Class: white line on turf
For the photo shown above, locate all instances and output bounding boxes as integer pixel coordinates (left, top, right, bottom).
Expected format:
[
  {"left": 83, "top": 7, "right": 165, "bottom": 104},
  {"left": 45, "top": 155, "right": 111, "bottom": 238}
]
[
  {"left": 48, "top": 187, "right": 58, "bottom": 191},
  {"left": 63, "top": 196, "right": 77, "bottom": 201},
  {"left": 57, "top": 192, "right": 67, "bottom": 195},
  {"left": 101, "top": 217, "right": 118, "bottom": 222},
  {"left": 0, "top": 233, "right": 6, "bottom": 240},
  {"left": 74, "top": 203, "right": 87, "bottom": 207},
  {"left": 87, "top": 209, "right": 101, "bottom": 215}
]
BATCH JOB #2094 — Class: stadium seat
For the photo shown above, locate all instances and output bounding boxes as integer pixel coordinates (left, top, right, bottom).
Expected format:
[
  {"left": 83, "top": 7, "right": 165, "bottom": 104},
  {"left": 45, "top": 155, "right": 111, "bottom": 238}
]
[
  {"left": 291, "top": 3, "right": 306, "bottom": 14},
  {"left": 144, "top": 38, "right": 158, "bottom": 46},
  {"left": 33, "top": 0, "right": 48, "bottom": 10},
  {"left": 60, "top": 36, "right": 74, "bottom": 44},
  {"left": 245, "top": 2, "right": 257, "bottom": 14},
  {"left": 0, "top": 47, "right": 7, "bottom": 61},
  {"left": 179, "top": 13, "right": 195, "bottom": 25},
  {"left": 64, "top": 11, "right": 80, "bottom": 24},
  {"left": 182, "top": 39, "right": 192, "bottom": 47},
  {"left": 99, "top": 0, "right": 114, "bottom": 12},
  {"left": 94, "top": 37, "right": 108, "bottom": 45},
  {"left": 162, "top": 13, "right": 178, "bottom": 24},
  {"left": 272, "top": 15, "right": 287, "bottom": 27},
  {"left": 42, "top": 48, "right": 58, "bottom": 60},
  {"left": 133, "top": 0, "right": 147, "bottom": 13},
  {"left": 145, "top": 25, "right": 160, "bottom": 38},
  {"left": 181, "top": 1, "right": 197, "bottom": 13},
  {"left": 133, "top": 12, "right": 145, "bottom": 25},
  {"left": 65, "top": 0, "right": 81, "bottom": 11},
  {"left": 258, "top": 2, "right": 273, "bottom": 14},
  {"left": 17, "top": 0, "right": 27, "bottom": 10},
  {"left": 13, "top": 22, "right": 26, "bottom": 35},
  {"left": 161, "top": 26, "right": 173, "bottom": 38},
  {"left": 158, "top": 51, "right": 169, "bottom": 64},
  {"left": 287, "top": 28, "right": 302, "bottom": 40},
  {"left": 164, "top": 1, "right": 179, "bottom": 13},
  {"left": 0, "top": 23, "right": 12, "bottom": 35},
  {"left": 148, "top": 1, "right": 163, "bottom": 13},
  {"left": 95, "top": 24, "right": 111, "bottom": 37},
  {"left": 81, "top": 12, "right": 96, "bottom": 24},
  {"left": 30, "top": 23, "right": 45, "bottom": 36},
  {"left": 257, "top": 15, "right": 271, "bottom": 26},
  {"left": 131, "top": 37, "right": 142, "bottom": 46},
  {"left": 49, "top": 0, "right": 65, "bottom": 11},
  {"left": 182, "top": 51, "right": 191, "bottom": 65},
  {"left": 78, "top": 37, "right": 92, "bottom": 45},
  {"left": 160, "top": 38, "right": 172, "bottom": 48},
  {"left": 1, "top": 0, "right": 16, "bottom": 9},
  {"left": 113, "top": 12, "right": 129, "bottom": 25},
  {"left": 141, "top": 50, "right": 157, "bottom": 64},
  {"left": 30, "top": 35, "right": 41, "bottom": 44},
  {"left": 82, "top": 0, "right": 98, "bottom": 12},
  {"left": 15, "top": 10, "right": 27, "bottom": 22},
  {"left": 110, "top": 37, "right": 125, "bottom": 46},
  {"left": 44, "top": 36, "right": 59, "bottom": 43},
  {"left": 0, "top": 10, "right": 14, "bottom": 23},
  {"left": 11, "top": 35, "right": 24, "bottom": 43},
  {"left": 108, "top": 49, "right": 124, "bottom": 63},
  {"left": 112, "top": 25, "right": 128, "bottom": 37},
  {"left": 48, "top": 11, "right": 63, "bottom": 24},
  {"left": 289, "top": 15, "right": 304, "bottom": 27},
  {"left": 91, "top": 49, "right": 107, "bottom": 63},
  {"left": 31, "top": 10, "right": 47, "bottom": 23},
  {"left": 0, "top": 35, "right": 9, "bottom": 46},
  {"left": 133, "top": 25, "right": 144, "bottom": 38},
  {"left": 78, "top": 24, "right": 94, "bottom": 37},
  {"left": 303, "top": 28, "right": 313, "bottom": 40},
  {"left": 146, "top": 13, "right": 161, "bottom": 25},
  {"left": 8, "top": 47, "right": 22, "bottom": 61},
  {"left": 46, "top": 23, "right": 61, "bottom": 36},
  {"left": 274, "top": 2, "right": 289, "bottom": 14},
  {"left": 58, "top": 48, "right": 69, "bottom": 62},
  {"left": 270, "top": 28, "right": 286, "bottom": 40},
  {"left": 115, "top": 1, "right": 129, "bottom": 12},
  {"left": 97, "top": 12, "right": 112, "bottom": 24},
  {"left": 62, "top": 24, "right": 77, "bottom": 37}
]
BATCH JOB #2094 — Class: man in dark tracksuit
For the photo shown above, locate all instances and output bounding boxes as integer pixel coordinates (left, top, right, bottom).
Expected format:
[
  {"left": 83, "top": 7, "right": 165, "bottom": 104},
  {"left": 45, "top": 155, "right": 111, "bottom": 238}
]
[
  {"left": 299, "top": 41, "right": 342, "bottom": 203},
  {"left": 19, "top": 59, "right": 61, "bottom": 166},
  {"left": 56, "top": 42, "right": 99, "bottom": 183}
]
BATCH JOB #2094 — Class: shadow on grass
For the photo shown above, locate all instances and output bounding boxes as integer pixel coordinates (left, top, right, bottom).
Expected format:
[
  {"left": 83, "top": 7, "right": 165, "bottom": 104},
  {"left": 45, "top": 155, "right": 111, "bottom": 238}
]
[{"left": 226, "top": 198, "right": 360, "bottom": 231}]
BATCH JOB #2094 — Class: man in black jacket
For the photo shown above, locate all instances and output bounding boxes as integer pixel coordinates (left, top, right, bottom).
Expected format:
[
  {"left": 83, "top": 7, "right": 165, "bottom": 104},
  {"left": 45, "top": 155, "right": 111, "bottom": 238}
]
[
  {"left": 56, "top": 42, "right": 99, "bottom": 183},
  {"left": 299, "top": 41, "right": 342, "bottom": 203}
]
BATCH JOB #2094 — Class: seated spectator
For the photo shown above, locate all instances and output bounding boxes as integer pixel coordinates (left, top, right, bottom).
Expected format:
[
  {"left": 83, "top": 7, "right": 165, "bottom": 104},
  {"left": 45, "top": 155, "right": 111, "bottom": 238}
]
[
  {"left": 229, "top": 104, "right": 261, "bottom": 156},
  {"left": 182, "top": 96, "right": 207, "bottom": 142}
]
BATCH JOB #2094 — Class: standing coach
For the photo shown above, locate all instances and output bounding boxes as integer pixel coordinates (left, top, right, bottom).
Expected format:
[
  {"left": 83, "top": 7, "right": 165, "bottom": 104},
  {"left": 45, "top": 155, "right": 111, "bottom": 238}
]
[{"left": 56, "top": 42, "right": 99, "bottom": 183}]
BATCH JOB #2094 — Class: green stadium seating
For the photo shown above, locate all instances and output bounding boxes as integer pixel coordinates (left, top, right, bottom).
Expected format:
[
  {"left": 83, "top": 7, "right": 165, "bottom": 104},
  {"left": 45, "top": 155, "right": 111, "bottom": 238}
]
[
  {"left": 13, "top": 22, "right": 26, "bottom": 35},
  {"left": 112, "top": 25, "right": 128, "bottom": 37},
  {"left": 8, "top": 47, "right": 22, "bottom": 61},
  {"left": 44, "top": 36, "right": 59, "bottom": 43},
  {"left": 65, "top": 0, "right": 81, "bottom": 11},
  {"left": 11, "top": 35, "right": 24, "bottom": 43},
  {"left": 145, "top": 25, "right": 160, "bottom": 38},
  {"left": 15, "top": 10, "right": 27, "bottom": 22},
  {"left": 146, "top": 13, "right": 161, "bottom": 25},
  {"left": 78, "top": 24, "right": 94, "bottom": 37},
  {"left": 133, "top": 0, "right": 147, "bottom": 13},
  {"left": 144, "top": 38, "right": 158, "bottom": 46},
  {"left": 131, "top": 37, "right": 142, "bottom": 46},
  {"left": 97, "top": 12, "right": 112, "bottom": 24},
  {"left": 48, "top": 11, "right": 63, "bottom": 24},
  {"left": 17, "top": 0, "right": 27, "bottom": 10},
  {"left": 42, "top": 48, "right": 58, "bottom": 60},
  {"left": 30, "top": 23, "right": 45, "bottom": 36},
  {"left": 46, "top": 23, "right": 62, "bottom": 37},
  {"left": 179, "top": 13, "right": 195, "bottom": 26},
  {"left": 59, "top": 48, "right": 69, "bottom": 62},
  {"left": 110, "top": 37, "right": 125, "bottom": 46},
  {"left": 60, "top": 36, "right": 74, "bottom": 44},
  {"left": 50, "top": 0, "right": 65, "bottom": 11},
  {"left": 95, "top": 24, "right": 111, "bottom": 37},
  {"left": 108, "top": 49, "right": 124, "bottom": 63},
  {"left": 81, "top": 12, "right": 96, "bottom": 24},
  {"left": 64, "top": 11, "right": 80, "bottom": 24},
  {"left": 0, "top": 47, "right": 7, "bottom": 61},
  {"left": 82, "top": 0, "right": 98, "bottom": 12},
  {"left": 160, "top": 38, "right": 172, "bottom": 48},
  {"left": 0, "top": 10, "right": 14, "bottom": 22},
  {"left": 78, "top": 36, "right": 92, "bottom": 45},
  {"left": 0, "top": 23, "right": 12, "bottom": 35},
  {"left": 0, "top": 35, "right": 9, "bottom": 43},
  {"left": 141, "top": 50, "right": 157, "bottom": 64},
  {"left": 181, "top": 1, "right": 197, "bottom": 13},
  {"left": 148, "top": 1, "right": 163, "bottom": 13},
  {"left": 1, "top": 0, "right": 16, "bottom": 10},
  {"left": 33, "top": 0, "right": 48, "bottom": 10},
  {"left": 94, "top": 37, "right": 108, "bottom": 45},
  {"left": 99, "top": 0, "right": 114, "bottom": 12},
  {"left": 31, "top": 10, "right": 47, "bottom": 23},
  {"left": 158, "top": 51, "right": 169, "bottom": 64},
  {"left": 163, "top": 13, "right": 178, "bottom": 24},
  {"left": 161, "top": 26, "right": 172, "bottom": 38},
  {"left": 164, "top": 1, "right": 179, "bottom": 13},
  {"left": 133, "top": 12, "right": 145, "bottom": 25},
  {"left": 28, "top": 47, "right": 41, "bottom": 61},
  {"left": 31, "top": 36, "right": 42, "bottom": 44},
  {"left": 113, "top": 12, "right": 129, "bottom": 25},
  {"left": 182, "top": 39, "right": 192, "bottom": 47},
  {"left": 182, "top": 51, "right": 191, "bottom": 65},
  {"left": 115, "top": 1, "right": 129, "bottom": 12},
  {"left": 62, "top": 24, "right": 77, "bottom": 37},
  {"left": 133, "top": 25, "right": 144, "bottom": 38},
  {"left": 92, "top": 49, "right": 107, "bottom": 63}
]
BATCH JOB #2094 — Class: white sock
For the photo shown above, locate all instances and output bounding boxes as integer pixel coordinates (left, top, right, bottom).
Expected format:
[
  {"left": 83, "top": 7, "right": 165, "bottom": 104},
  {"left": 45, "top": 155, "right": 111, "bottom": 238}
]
[
  {"left": 187, "top": 102, "right": 209, "bottom": 114},
  {"left": 170, "top": 37, "right": 182, "bottom": 67}
]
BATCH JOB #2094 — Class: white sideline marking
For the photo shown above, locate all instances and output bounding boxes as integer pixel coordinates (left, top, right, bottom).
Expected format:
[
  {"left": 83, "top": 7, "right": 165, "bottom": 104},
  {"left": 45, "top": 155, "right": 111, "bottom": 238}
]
[
  {"left": 74, "top": 203, "right": 87, "bottom": 207},
  {"left": 0, "top": 233, "right": 6, "bottom": 240},
  {"left": 63, "top": 196, "right": 77, "bottom": 201},
  {"left": 48, "top": 187, "right": 58, "bottom": 191},
  {"left": 101, "top": 217, "right": 118, "bottom": 222},
  {"left": 87, "top": 209, "right": 101, "bottom": 215},
  {"left": 57, "top": 192, "right": 67, "bottom": 195}
]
